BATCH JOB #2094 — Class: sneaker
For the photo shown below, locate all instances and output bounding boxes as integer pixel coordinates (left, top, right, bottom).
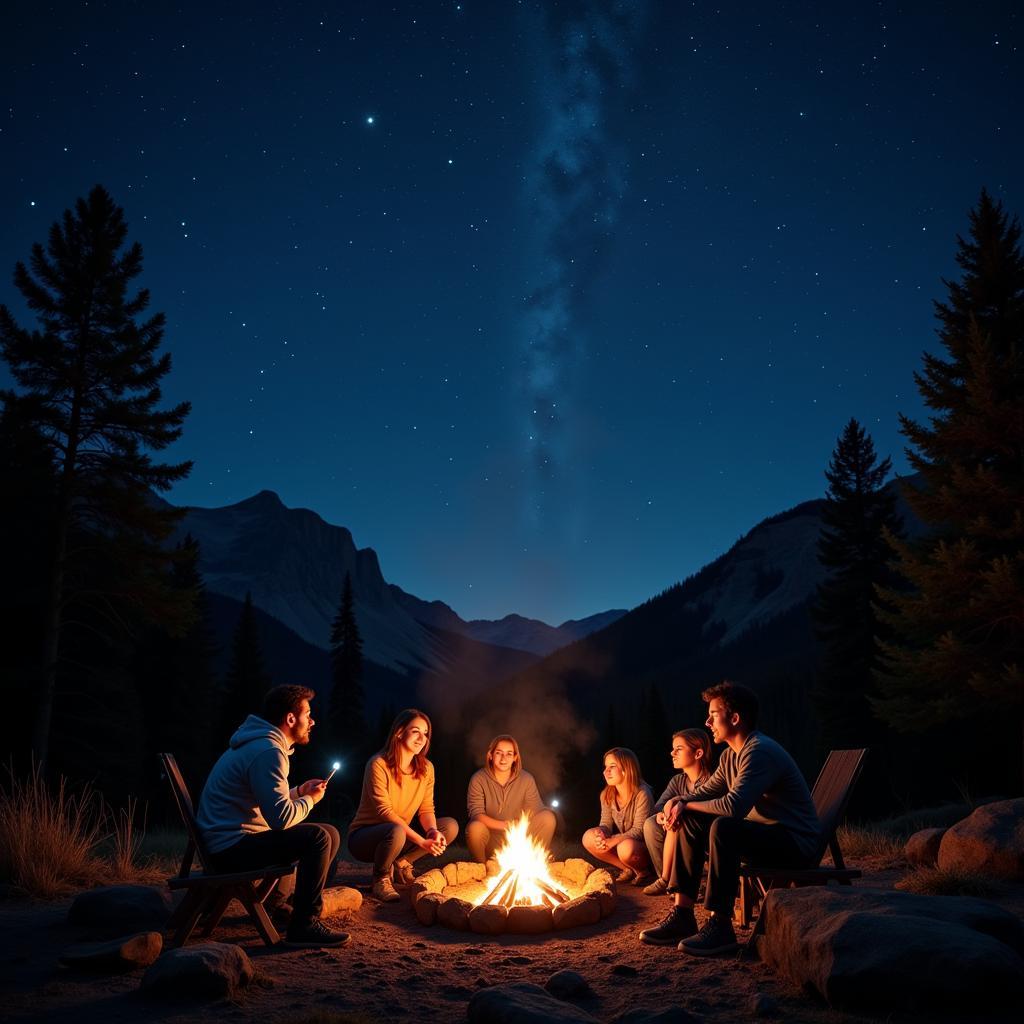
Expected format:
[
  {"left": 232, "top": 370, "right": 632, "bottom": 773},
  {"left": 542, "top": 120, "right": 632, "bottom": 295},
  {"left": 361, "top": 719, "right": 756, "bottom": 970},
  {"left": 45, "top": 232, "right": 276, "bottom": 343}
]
[
  {"left": 678, "top": 914, "right": 739, "bottom": 956},
  {"left": 638, "top": 906, "right": 697, "bottom": 946},
  {"left": 616, "top": 867, "right": 636, "bottom": 884},
  {"left": 394, "top": 859, "right": 416, "bottom": 885},
  {"left": 631, "top": 871, "right": 654, "bottom": 888},
  {"left": 283, "top": 919, "right": 351, "bottom": 948},
  {"left": 642, "top": 876, "right": 669, "bottom": 896},
  {"left": 372, "top": 875, "right": 402, "bottom": 903}
]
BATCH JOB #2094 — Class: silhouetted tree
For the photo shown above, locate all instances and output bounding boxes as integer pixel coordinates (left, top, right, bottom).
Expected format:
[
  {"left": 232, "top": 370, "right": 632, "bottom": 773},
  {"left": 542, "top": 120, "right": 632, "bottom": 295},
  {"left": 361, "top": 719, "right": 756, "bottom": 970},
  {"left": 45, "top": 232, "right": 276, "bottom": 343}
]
[
  {"left": 220, "top": 592, "right": 272, "bottom": 738},
  {"left": 328, "top": 572, "right": 366, "bottom": 753},
  {"left": 0, "top": 185, "right": 192, "bottom": 765},
  {"left": 876, "top": 190, "right": 1024, "bottom": 786},
  {"left": 812, "top": 419, "right": 902, "bottom": 756}
]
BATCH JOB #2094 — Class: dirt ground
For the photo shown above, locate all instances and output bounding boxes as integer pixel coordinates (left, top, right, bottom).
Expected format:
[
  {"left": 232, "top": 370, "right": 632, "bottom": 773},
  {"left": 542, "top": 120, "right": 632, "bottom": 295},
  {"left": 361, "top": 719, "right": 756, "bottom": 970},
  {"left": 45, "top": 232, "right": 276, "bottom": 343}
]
[{"left": 1, "top": 858, "right": 1021, "bottom": 1024}]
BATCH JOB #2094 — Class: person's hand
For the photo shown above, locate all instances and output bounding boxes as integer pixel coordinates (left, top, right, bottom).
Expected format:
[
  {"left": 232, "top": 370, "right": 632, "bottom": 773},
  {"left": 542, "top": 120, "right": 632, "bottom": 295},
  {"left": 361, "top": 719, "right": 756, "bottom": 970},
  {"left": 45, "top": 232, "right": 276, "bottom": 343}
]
[
  {"left": 420, "top": 829, "right": 446, "bottom": 856},
  {"left": 664, "top": 801, "right": 682, "bottom": 829},
  {"left": 587, "top": 827, "right": 608, "bottom": 852},
  {"left": 299, "top": 779, "right": 327, "bottom": 803},
  {"left": 655, "top": 811, "right": 667, "bottom": 828}
]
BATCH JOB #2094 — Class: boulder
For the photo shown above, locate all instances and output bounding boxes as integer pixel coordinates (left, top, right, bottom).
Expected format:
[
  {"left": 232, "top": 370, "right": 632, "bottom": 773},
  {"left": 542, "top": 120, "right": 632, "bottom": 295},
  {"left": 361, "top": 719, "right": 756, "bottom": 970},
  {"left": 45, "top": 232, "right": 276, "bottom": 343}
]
[
  {"left": 414, "top": 891, "right": 443, "bottom": 926},
  {"left": 68, "top": 885, "right": 174, "bottom": 932},
  {"left": 938, "top": 799, "right": 1024, "bottom": 880},
  {"left": 545, "top": 969, "right": 594, "bottom": 999},
  {"left": 582, "top": 871, "right": 616, "bottom": 917},
  {"left": 142, "top": 942, "right": 254, "bottom": 1001},
  {"left": 321, "top": 885, "right": 361, "bottom": 916},
  {"left": 507, "top": 904, "right": 554, "bottom": 934},
  {"left": 418, "top": 868, "right": 447, "bottom": 893},
  {"left": 759, "top": 887, "right": 1024, "bottom": 1011},
  {"left": 442, "top": 862, "right": 461, "bottom": 886},
  {"left": 558, "top": 858, "right": 593, "bottom": 887},
  {"left": 458, "top": 861, "right": 487, "bottom": 884},
  {"left": 904, "top": 828, "right": 946, "bottom": 867},
  {"left": 552, "top": 893, "right": 602, "bottom": 930},
  {"left": 468, "top": 983, "right": 599, "bottom": 1023},
  {"left": 469, "top": 903, "right": 508, "bottom": 935},
  {"left": 59, "top": 931, "right": 163, "bottom": 972},
  {"left": 436, "top": 896, "right": 473, "bottom": 930}
]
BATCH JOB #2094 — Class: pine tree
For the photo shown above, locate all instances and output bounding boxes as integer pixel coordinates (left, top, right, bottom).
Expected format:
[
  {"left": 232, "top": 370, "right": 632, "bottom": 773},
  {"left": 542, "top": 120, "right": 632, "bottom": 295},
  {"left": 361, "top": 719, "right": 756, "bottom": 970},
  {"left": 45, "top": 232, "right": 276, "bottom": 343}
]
[
  {"left": 328, "top": 572, "right": 366, "bottom": 758},
  {"left": 812, "top": 419, "right": 902, "bottom": 753},
  {"left": 220, "top": 592, "right": 272, "bottom": 739},
  {"left": 875, "top": 190, "right": 1024, "bottom": 781},
  {"left": 0, "top": 185, "right": 192, "bottom": 765}
]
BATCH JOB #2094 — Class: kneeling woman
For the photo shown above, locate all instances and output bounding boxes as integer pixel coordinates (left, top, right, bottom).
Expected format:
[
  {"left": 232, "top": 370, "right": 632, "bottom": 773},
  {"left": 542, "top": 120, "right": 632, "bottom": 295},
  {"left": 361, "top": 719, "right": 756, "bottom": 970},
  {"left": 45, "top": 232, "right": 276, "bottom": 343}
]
[
  {"left": 582, "top": 747, "right": 654, "bottom": 885},
  {"left": 347, "top": 709, "right": 459, "bottom": 902},
  {"left": 466, "top": 734, "right": 557, "bottom": 864}
]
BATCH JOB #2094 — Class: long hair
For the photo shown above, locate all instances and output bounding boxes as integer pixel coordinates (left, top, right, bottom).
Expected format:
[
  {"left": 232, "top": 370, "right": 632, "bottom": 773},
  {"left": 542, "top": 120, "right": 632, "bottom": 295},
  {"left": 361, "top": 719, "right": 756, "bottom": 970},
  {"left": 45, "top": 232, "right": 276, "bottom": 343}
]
[
  {"left": 674, "top": 728, "right": 713, "bottom": 785},
  {"left": 381, "top": 708, "right": 432, "bottom": 781},
  {"left": 601, "top": 746, "right": 643, "bottom": 806},
  {"left": 485, "top": 734, "right": 522, "bottom": 780}
]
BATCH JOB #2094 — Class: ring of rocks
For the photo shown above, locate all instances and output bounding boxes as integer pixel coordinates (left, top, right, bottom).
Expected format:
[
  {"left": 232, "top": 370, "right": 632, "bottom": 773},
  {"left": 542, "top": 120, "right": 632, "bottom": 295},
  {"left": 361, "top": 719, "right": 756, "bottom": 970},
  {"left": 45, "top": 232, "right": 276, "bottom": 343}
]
[{"left": 409, "top": 858, "right": 617, "bottom": 935}]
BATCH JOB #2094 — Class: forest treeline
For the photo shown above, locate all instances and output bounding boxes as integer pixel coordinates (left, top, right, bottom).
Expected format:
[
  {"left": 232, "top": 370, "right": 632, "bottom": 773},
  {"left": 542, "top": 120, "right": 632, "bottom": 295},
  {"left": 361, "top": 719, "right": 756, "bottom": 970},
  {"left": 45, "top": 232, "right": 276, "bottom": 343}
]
[{"left": 0, "top": 185, "right": 1020, "bottom": 833}]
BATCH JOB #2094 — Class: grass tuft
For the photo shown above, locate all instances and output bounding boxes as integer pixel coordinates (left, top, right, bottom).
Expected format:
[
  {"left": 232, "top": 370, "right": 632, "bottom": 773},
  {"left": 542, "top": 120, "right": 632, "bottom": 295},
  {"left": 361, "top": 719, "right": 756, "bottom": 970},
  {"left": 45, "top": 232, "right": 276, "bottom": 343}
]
[
  {"left": 895, "top": 865, "right": 1001, "bottom": 898},
  {"left": 833, "top": 824, "right": 904, "bottom": 867}
]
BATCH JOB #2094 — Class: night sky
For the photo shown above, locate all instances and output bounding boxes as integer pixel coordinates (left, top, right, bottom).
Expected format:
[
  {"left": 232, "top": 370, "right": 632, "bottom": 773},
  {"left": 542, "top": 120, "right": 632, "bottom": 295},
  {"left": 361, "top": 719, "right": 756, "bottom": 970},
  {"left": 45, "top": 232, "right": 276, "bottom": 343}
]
[{"left": 2, "top": 2, "right": 1020, "bottom": 625}]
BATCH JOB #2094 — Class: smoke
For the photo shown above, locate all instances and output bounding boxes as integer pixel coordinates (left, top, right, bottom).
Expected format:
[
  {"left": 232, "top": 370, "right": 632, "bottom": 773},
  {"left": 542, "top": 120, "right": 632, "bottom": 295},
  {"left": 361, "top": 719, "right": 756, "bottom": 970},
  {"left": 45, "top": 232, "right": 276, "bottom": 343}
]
[{"left": 522, "top": 1, "right": 648, "bottom": 518}]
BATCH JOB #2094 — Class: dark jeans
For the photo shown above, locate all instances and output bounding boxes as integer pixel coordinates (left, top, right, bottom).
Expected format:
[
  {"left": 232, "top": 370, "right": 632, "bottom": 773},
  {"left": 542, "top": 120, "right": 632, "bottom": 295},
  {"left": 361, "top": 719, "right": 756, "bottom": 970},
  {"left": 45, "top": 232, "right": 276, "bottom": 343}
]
[
  {"left": 210, "top": 822, "right": 340, "bottom": 928},
  {"left": 348, "top": 817, "right": 459, "bottom": 879},
  {"left": 667, "top": 812, "right": 808, "bottom": 915}
]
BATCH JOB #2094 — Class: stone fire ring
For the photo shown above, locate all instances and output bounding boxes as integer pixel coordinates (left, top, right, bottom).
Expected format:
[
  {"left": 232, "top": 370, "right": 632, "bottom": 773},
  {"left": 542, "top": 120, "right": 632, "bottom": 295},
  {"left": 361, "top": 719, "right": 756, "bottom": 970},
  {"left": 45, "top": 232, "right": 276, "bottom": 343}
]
[{"left": 409, "top": 858, "right": 616, "bottom": 935}]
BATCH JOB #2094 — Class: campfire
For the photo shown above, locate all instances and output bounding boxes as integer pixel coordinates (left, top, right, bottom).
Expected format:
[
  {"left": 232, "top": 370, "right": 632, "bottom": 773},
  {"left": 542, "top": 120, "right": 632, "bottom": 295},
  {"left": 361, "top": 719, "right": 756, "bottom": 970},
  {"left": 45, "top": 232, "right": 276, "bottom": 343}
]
[
  {"left": 407, "top": 812, "right": 618, "bottom": 935},
  {"left": 474, "top": 815, "right": 570, "bottom": 909}
]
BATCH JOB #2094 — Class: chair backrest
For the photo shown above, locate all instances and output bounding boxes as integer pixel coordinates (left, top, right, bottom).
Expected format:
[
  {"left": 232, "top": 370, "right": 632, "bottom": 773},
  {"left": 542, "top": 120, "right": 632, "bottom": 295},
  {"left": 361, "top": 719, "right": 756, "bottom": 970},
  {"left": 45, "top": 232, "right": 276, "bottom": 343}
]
[
  {"left": 808, "top": 748, "right": 867, "bottom": 866},
  {"left": 159, "top": 752, "right": 215, "bottom": 877}
]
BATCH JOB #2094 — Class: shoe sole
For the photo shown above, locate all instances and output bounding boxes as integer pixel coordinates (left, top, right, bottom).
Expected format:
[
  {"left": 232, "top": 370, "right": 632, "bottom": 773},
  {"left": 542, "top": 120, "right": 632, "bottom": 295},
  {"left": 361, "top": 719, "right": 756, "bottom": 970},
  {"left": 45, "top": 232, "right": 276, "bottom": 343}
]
[
  {"left": 639, "top": 931, "right": 689, "bottom": 946},
  {"left": 678, "top": 940, "right": 739, "bottom": 956},
  {"left": 283, "top": 935, "right": 351, "bottom": 949}
]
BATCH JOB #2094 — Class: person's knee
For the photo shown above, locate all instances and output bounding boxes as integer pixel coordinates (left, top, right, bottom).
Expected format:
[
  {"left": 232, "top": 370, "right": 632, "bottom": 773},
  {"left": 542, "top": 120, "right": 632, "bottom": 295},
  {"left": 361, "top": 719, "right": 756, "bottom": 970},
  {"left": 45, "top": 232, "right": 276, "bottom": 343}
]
[
  {"left": 438, "top": 817, "right": 459, "bottom": 842},
  {"left": 581, "top": 828, "right": 601, "bottom": 852},
  {"left": 531, "top": 809, "right": 556, "bottom": 840}
]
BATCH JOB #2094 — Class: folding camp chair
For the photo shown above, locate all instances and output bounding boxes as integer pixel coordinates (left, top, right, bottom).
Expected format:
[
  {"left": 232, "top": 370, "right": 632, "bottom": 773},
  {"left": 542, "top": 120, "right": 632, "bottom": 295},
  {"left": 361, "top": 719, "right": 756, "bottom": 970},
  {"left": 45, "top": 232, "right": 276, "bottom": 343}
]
[
  {"left": 738, "top": 748, "right": 867, "bottom": 943},
  {"left": 159, "top": 752, "right": 296, "bottom": 947}
]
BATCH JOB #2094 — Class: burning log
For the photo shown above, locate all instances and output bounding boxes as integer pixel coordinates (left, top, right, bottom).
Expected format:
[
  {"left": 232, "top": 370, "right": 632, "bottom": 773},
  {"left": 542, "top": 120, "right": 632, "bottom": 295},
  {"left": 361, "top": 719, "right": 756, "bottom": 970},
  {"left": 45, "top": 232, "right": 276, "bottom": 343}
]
[
  {"left": 502, "top": 878, "right": 519, "bottom": 908},
  {"left": 536, "top": 879, "right": 570, "bottom": 904},
  {"left": 482, "top": 869, "right": 514, "bottom": 907}
]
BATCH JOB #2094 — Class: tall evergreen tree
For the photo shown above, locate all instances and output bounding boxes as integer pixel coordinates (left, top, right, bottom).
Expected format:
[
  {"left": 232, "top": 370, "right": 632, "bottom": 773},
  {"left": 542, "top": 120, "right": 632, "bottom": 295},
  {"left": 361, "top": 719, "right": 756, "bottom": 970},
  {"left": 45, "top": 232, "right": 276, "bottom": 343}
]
[
  {"left": 328, "top": 572, "right": 366, "bottom": 756},
  {"left": 812, "top": 419, "right": 902, "bottom": 754},
  {"left": 220, "top": 592, "right": 272, "bottom": 739},
  {"left": 875, "top": 190, "right": 1024, "bottom": 782},
  {"left": 0, "top": 185, "right": 192, "bottom": 765}
]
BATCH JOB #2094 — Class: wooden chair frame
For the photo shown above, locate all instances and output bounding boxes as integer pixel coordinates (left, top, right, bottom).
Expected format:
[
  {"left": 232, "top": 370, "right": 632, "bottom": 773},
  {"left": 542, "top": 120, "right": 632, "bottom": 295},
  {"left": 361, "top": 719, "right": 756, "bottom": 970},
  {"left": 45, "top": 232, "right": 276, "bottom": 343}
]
[
  {"left": 738, "top": 747, "right": 867, "bottom": 943},
  {"left": 159, "top": 752, "right": 296, "bottom": 947}
]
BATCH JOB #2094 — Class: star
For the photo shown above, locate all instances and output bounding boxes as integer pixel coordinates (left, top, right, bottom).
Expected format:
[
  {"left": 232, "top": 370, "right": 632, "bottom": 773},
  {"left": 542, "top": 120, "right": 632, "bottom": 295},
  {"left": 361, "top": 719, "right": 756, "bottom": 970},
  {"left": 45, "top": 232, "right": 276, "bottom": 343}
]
[{"left": 366, "top": 115, "right": 375, "bottom": 125}]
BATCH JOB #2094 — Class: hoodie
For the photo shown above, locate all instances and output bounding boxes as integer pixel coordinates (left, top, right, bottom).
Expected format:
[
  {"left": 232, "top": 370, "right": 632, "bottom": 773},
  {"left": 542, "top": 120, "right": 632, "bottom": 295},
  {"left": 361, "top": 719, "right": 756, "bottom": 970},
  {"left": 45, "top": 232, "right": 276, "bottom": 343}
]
[{"left": 196, "top": 715, "right": 314, "bottom": 854}]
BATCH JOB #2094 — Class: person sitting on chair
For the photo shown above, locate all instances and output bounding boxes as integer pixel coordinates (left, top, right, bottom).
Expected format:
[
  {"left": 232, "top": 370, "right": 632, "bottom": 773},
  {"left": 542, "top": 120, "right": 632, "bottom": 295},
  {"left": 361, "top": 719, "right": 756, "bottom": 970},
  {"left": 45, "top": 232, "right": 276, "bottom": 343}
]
[
  {"left": 466, "top": 734, "right": 557, "bottom": 865},
  {"left": 639, "top": 681, "right": 819, "bottom": 956},
  {"left": 196, "top": 684, "right": 349, "bottom": 949}
]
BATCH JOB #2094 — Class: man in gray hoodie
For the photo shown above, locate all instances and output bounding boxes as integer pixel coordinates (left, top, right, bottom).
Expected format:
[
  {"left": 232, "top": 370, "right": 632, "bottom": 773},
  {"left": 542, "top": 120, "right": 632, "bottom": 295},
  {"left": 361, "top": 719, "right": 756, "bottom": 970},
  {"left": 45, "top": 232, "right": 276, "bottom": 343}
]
[{"left": 197, "top": 684, "right": 349, "bottom": 948}]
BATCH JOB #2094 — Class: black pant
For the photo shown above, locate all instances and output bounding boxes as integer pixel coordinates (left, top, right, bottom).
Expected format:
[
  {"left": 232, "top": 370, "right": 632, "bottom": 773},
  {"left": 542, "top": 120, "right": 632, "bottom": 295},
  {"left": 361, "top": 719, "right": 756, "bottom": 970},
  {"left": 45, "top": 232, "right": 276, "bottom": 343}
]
[
  {"left": 667, "top": 812, "right": 807, "bottom": 915},
  {"left": 211, "top": 823, "right": 340, "bottom": 928}
]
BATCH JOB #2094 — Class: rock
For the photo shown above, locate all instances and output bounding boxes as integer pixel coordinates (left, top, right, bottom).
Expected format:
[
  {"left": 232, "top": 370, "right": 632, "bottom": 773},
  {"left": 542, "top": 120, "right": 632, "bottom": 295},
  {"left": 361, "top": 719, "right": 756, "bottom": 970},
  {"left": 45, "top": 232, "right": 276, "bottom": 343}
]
[
  {"left": 610, "top": 1010, "right": 702, "bottom": 1024},
  {"left": 507, "top": 904, "right": 554, "bottom": 934},
  {"left": 611, "top": 964, "right": 638, "bottom": 977},
  {"left": 552, "top": 893, "right": 602, "bottom": 930},
  {"left": 458, "top": 861, "right": 487, "bottom": 884},
  {"left": 418, "top": 868, "right": 447, "bottom": 893},
  {"left": 580, "top": 876, "right": 615, "bottom": 918},
  {"left": 469, "top": 902, "right": 508, "bottom": 934},
  {"left": 437, "top": 897, "right": 473, "bottom": 930},
  {"left": 749, "top": 992, "right": 779, "bottom": 1017},
  {"left": 68, "top": 885, "right": 174, "bottom": 932},
  {"left": 904, "top": 828, "right": 946, "bottom": 867},
  {"left": 558, "top": 858, "right": 593, "bottom": 887},
  {"left": 442, "top": 863, "right": 461, "bottom": 886},
  {"left": 414, "top": 892, "right": 443, "bottom": 926},
  {"left": 321, "top": 885, "right": 361, "bottom": 916},
  {"left": 59, "top": 931, "right": 163, "bottom": 972},
  {"left": 469, "top": 982, "right": 599, "bottom": 1023},
  {"left": 938, "top": 799, "right": 1024, "bottom": 880},
  {"left": 142, "top": 942, "right": 254, "bottom": 1001},
  {"left": 545, "top": 969, "right": 594, "bottom": 999},
  {"left": 759, "top": 887, "right": 1024, "bottom": 1011}
]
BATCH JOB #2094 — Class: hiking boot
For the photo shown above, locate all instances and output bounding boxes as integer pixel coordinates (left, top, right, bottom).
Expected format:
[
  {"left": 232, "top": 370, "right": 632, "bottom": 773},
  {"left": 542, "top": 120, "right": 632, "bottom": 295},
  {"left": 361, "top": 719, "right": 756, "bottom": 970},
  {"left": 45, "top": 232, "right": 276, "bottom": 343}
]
[
  {"left": 642, "top": 876, "right": 669, "bottom": 896},
  {"left": 616, "top": 867, "right": 636, "bottom": 884},
  {"left": 372, "top": 875, "right": 401, "bottom": 903},
  {"left": 631, "top": 871, "right": 654, "bottom": 888},
  {"left": 283, "top": 919, "right": 351, "bottom": 948},
  {"left": 678, "top": 914, "right": 739, "bottom": 956},
  {"left": 394, "top": 859, "right": 416, "bottom": 885},
  {"left": 638, "top": 906, "right": 697, "bottom": 946}
]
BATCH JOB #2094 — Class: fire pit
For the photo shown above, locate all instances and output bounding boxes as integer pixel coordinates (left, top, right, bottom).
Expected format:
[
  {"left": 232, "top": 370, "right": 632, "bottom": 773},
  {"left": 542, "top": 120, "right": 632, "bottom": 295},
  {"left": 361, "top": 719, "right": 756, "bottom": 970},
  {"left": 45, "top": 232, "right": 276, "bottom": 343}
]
[{"left": 408, "top": 816, "right": 616, "bottom": 935}]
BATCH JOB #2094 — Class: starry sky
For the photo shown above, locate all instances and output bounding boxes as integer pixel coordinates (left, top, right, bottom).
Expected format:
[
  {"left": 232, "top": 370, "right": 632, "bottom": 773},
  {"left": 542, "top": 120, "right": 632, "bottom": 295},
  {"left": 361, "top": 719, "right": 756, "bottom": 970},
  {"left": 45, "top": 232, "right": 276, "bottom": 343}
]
[{"left": 2, "top": 1, "right": 1021, "bottom": 625}]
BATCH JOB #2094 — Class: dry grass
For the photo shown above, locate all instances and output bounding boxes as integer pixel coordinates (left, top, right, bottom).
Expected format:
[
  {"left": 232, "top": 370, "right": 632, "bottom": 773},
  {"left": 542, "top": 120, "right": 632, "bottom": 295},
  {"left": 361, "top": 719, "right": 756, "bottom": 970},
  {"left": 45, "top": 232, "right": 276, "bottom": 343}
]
[
  {"left": 0, "top": 765, "right": 166, "bottom": 896},
  {"left": 895, "top": 865, "right": 1001, "bottom": 898},
  {"left": 834, "top": 824, "right": 904, "bottom": 867}
]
